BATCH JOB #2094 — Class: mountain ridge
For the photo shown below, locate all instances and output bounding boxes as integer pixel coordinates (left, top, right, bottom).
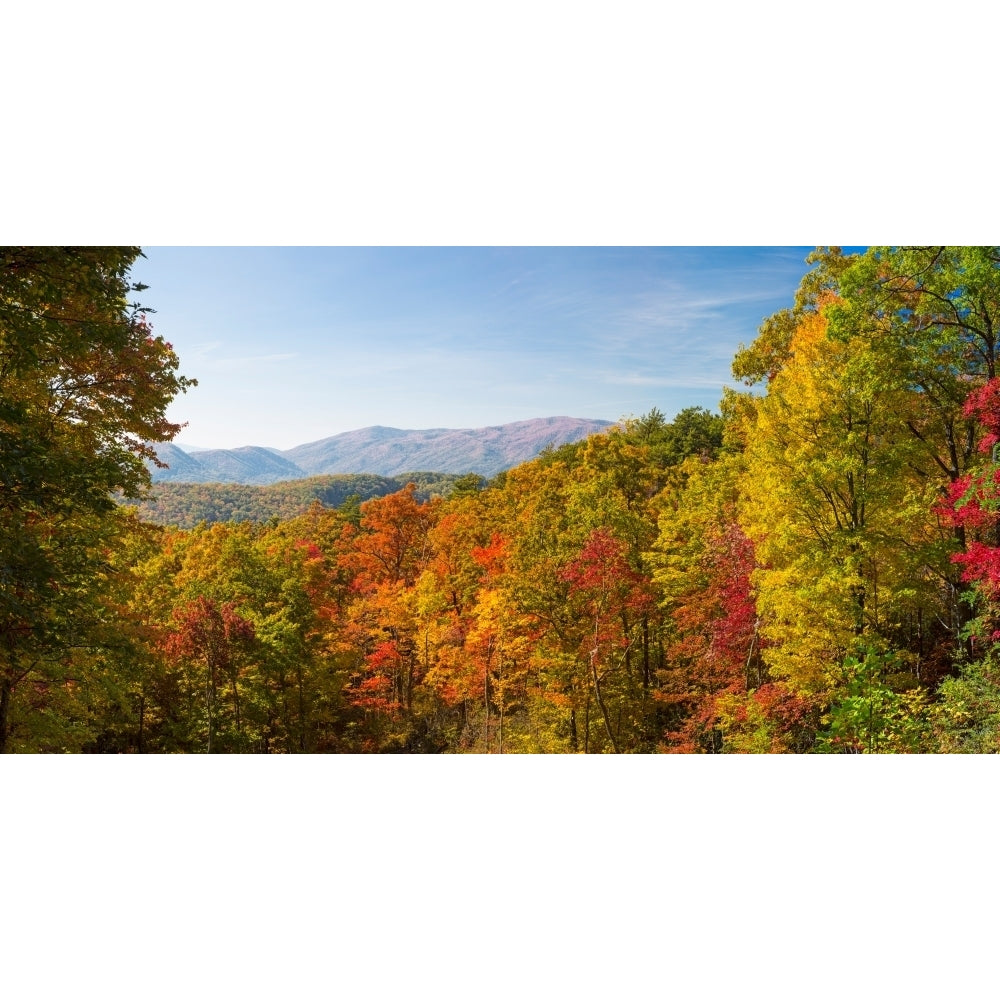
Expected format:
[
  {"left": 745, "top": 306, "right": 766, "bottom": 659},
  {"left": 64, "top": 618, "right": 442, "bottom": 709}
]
[{"left": 150, "top": 416, "right": 615, "bottom": 484}]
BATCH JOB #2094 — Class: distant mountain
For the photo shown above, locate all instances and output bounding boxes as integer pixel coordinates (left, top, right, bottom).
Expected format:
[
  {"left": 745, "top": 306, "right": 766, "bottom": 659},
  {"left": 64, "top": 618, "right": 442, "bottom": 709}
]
[
  {"left": 149, "top": 442, "right": 206, "bottom": 480},
  {"left": 147, "top": 417, "right": 613, "bottom": 484},
  {"left": 284, "top": 417, "right": 614, "bottom": 478},
  {"left": 150, "top": 444, "right": 305, "bottom": 485},
  {"left": 179, "top": 446, "right": 305, "bottom": 485}
]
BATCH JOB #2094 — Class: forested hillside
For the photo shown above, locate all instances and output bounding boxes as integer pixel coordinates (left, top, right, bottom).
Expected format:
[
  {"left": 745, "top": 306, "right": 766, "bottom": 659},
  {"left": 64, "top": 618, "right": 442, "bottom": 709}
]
[
  {"left": 133, "top": 472, "right": 482, "bottom": 528},
  {"left": 6, "top": 246, "right": 1000, "bottom": 752}
]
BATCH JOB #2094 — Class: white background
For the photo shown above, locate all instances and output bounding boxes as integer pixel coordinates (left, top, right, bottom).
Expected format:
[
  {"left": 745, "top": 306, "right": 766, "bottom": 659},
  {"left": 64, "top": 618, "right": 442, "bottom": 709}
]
[{"left": 5, "top": 1, "right": 996, "bottom": 995}]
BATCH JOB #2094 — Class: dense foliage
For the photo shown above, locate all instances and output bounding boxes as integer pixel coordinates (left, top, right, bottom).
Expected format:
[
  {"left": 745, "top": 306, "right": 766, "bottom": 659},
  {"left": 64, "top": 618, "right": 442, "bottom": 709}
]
[
  {"left": 133, "top": 472, "right": 483, "bottom": 528},
  {"left": 0, "top": 248, "right": 193, "bottom": 751},
  {"left": 6, "top": 245, "right": 1000, "bottom": 752}
]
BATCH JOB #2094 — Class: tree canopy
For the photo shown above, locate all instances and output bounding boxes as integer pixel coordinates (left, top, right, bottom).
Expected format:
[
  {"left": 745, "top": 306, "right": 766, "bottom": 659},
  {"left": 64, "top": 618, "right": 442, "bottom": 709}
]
[
  {"left": 0, "top": 247, "right": 193, "bottom": 750},
  {"left": 9, "top": 245, "right": 1000, "bottom": 753}
]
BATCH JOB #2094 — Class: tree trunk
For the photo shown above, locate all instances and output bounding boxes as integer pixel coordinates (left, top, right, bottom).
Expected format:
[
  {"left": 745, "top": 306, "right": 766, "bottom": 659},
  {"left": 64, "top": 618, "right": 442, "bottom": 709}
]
[
  {"left": 590, "top": 651, "right": 620, "bottom": 753},
  {"left": 230, "top": 667, "right": 242, "bottom": 738},
  {"left": 641, "top": 618, "right": 650, "bottom": 691},
  {"left": 484, "top": 657, "right": 490, "bottom": 754},
  {"left": 952, "top": 526, "right": 975, "bottom": 658},
  {"left": 278, "top": 666, "right": 291, "bottom": 748},
  {"left": 297, "top": 663, "right": 306, "bottom": 752},
  {"left": 0, "top": 678, "right": 10, "bottom": 754},
  {"left": 206, "top": 656, "right": 215, "bottom": 754},
  {"left": 590, "top": 619, "right": 620, "bottom": 753},
  {"left": 622, "top": 613, "right": 632, "bottom": 678}
]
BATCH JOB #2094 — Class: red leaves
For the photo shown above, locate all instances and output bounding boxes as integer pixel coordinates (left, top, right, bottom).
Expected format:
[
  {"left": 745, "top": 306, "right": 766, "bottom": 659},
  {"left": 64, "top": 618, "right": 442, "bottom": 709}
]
[
  {"left": 345, "top": 483, "right": 439, "bottom": 590},
  {"left": 662, "top": 520, "right": 769, "bottom": 751},
  {"left": 560, "top": 527, "right": 654, "bottom": 620},
  {"left": 963, "top": 377, "right": 1000, "bottom": 456},
  {"left": 939, "top": 474, "right": 988, "bottom": 529},
  {"left": 351, "top": 660, "right": 396, "bottom": 712},
  {"left": 162, "top": 596, "right": 254, "bottom": 667},
  {"left": 938, "top": 379, "right": 1000, "bottom": 597},
  {"left": 669, "top": 521, "right": 759, "bottom": 681},
  {"left": 954, "top": 542, "right": 1000, "bottom": 598},
  {"left": 470, "top": 532, "right": 509, "bottom": 579},
  {"left": 367, "top": 640, "right": 402, "bottom": 671},
  {"left": 295, "top": 539, "right": 324, "bottom": 562},
  {"left": 703, "top": 523, "right": 759, "bottom": 668},
  {"left": 347, "top": 636, "right": 411, "bottom": 715}
]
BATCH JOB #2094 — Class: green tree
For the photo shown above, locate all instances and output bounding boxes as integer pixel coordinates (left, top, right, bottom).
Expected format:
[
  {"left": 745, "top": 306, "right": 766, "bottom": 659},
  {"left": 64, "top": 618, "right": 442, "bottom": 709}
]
[
  {"left": 0, "top": 247, "right": 193, "bottom": 750},
  {"left": 627, "top": 406, "right": 725, "bottom": 468},
  {"left": 818, "top": 645, "right": 929, "bottom": 754},
  {"left": 933, "top": 649, "right": 1000, "bottom": 752}
]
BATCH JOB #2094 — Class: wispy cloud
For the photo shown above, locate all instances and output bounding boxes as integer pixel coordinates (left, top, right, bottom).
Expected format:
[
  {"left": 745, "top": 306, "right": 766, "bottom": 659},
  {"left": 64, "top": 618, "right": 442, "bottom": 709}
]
[
  {"left": 603, "top": 373, "right": 738, "bottom": 389},
  {"left": 186, "top": 342, "right": 298, "bottom": 369},
  {"left": 625, "top": 290, "right": 788, "bottom": 330},
  {"left": 616, "top": 268, "right": 800, "bottom": 329},
  {"left": 212, "top": 353, "right": 298, "bottom": 368}
]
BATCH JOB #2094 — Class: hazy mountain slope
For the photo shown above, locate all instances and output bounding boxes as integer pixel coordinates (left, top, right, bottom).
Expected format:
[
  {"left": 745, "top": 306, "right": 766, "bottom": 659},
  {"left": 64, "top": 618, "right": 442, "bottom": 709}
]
[
  {"left": 147, "top": 442, "right": 211, "bottom": 481},
  {"left": 148, "top": 417, "right": 613, "bottom": 484},
  {"left": 182, "top": 446, "right": 306, "bottom": 485},
  {"left": 283, "top": 417, "right": 614, "bottom": 478},
  {"left": 148, "top": 445, "right": 306, "bottom": 485}
]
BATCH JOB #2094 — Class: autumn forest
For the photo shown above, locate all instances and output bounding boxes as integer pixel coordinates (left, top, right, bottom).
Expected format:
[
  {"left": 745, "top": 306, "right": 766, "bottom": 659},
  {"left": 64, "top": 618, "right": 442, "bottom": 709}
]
[{"left": 5, "top": 245, "right": 1000, "bottom": 753}]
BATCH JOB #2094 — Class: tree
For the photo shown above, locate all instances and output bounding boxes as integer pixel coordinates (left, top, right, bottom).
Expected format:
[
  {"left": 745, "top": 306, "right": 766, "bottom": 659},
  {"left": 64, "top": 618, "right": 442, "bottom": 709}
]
[
  {"left": 346, "top": 483, "right": 440, "bottom": 590},
  {"left": 333, "top": 485, "right": 442, "bottom": 747},
  {"left": 736, "top": 294, "right": 942, "bottom": 695},
  {"left": 650, "top": 451, "right": 814, "bottom": 752},
  {"left": 929, "top": 375, "right": 1000, "bottom": 751},
  {"left": 832, "top": 248, "right": 1000, "bottom": 643},
  {"left": 819, "top": 646, "right": 929, "bottom": 754},
  {"left": 162, "top": 596, "right": 255, "bottom": 752},
  {"left": 933, "top": 647, "right": 1000, "bottom": 752},
  {"left": 628, "top": 406, "right": 725, "bottom": 468},
  {"left": 939, "top": 378, "right": 1000, "bottom": 598},
  {"left": 0, "top": 247, "right": 193, "bottom": 751},
  {"left": 731, "top": 247, "right": 857, "bottom": 386},
  {"left": 561, "top": 528, "right": 655, "bottom": 752}
]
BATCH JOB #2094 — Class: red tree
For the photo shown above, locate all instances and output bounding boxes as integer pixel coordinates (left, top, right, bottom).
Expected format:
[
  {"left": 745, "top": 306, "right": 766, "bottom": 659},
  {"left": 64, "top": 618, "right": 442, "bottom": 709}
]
[
  {"left": 561, "top": 528, "right": 655, "bottom": 752},
  {"left": 940, "top": 378, "right": 1000, "bottom": 600},
  {"left": 163, "top": 596, "right": 255, "bottom": 751}
]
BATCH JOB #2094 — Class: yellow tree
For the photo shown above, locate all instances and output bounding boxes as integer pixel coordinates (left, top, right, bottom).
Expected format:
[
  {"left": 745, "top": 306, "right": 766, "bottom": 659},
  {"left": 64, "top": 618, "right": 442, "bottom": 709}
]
[
  {"left": 486, "top": 457, "right": 593, "bottom": 750},
  {"left": 737, "top": 300, "right": 939, "bottom": 696},
  {"left": 415, "top": 496, "right": 501, "bottom": 748}
]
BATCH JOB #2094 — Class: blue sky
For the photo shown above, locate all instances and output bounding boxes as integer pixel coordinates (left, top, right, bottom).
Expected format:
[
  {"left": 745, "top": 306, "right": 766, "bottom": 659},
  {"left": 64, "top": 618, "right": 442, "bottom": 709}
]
[{"left": 132, "top": 247, "right": 858, "bottom": 451}]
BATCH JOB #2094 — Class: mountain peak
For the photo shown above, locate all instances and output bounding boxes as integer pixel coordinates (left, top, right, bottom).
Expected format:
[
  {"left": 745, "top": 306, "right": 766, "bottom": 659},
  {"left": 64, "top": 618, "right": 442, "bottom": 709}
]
[{"left": 149, "top": 416, "right": 614, "bottom": 485}]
